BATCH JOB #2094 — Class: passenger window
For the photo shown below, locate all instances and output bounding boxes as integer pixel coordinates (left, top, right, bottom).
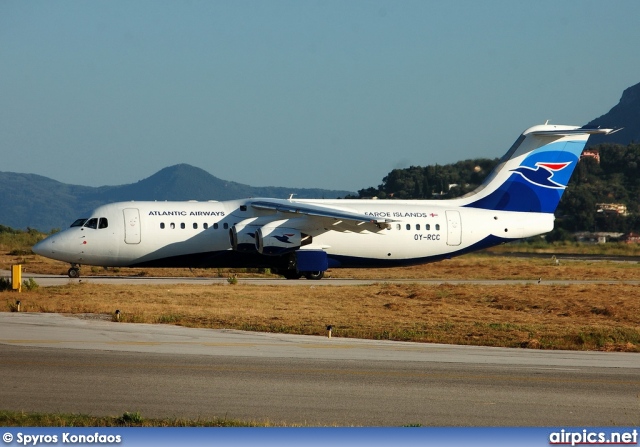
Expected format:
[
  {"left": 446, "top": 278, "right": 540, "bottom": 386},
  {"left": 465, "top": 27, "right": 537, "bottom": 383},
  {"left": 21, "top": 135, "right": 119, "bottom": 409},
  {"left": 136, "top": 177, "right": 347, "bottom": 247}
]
[
  {"left": 98, "top": 218, "right": 108, "bottom": 229},
  {"left": 436, "top": 224, "right": 440, "bottom": 231},
  {"left": 223, "top": 223, "right": 229, "bottom": 230},
  {"left": 84, "top": 218, "right": 98, "bottom": 229},
  {"left": 160, "top": 223, "right": 165, "bottom": 229},
  {"left": 193, "top": 223, "right": 198, "bottom": 229},
  {"left": 426, "top": 224, "right": 431, "bottom": 231},
  {"left": 170, "top": 223, "right": 175, "bottom": 229},
  {"left": 406, "top": 224, "right": 411, "bottom": 230},
  {"left": 203, "top": 223, "right": 208, "bottom": 229},
  {"left": 213, "top": 223, "right": 219, "bottom": 229},
  {"left": 180, "top": 223, "right": 185, "bottom": 229},
  {"left": 396, "top": 224, "right": 401, "bottom": 230},
  {"left": 416, "top": 224, "right": 420, "bottom": 230}
]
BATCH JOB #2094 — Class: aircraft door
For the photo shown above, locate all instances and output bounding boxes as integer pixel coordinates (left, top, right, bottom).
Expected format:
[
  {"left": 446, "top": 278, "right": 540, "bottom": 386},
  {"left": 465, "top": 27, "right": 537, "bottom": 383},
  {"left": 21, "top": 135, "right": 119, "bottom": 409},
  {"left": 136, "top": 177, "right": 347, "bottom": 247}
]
[
  {"left": 123, "top": 208, "right": 141, "bottom": 244},
  {"left": 446, "top": 210, "right": 462, "bottom": 246}
]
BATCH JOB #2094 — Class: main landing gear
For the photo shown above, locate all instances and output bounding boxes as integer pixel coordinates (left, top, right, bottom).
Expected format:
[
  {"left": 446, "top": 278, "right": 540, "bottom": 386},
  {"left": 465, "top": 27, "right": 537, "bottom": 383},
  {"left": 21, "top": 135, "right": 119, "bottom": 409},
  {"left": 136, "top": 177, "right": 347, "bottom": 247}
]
[
  {"left": 68, "top": 264, "right": 81, "bottom": 278},
  {"left": 281, "top": 269, "right": 324, "bottom": 280},
  {"left": 304, "top": 271, "right": 324, "bottom": 280}
]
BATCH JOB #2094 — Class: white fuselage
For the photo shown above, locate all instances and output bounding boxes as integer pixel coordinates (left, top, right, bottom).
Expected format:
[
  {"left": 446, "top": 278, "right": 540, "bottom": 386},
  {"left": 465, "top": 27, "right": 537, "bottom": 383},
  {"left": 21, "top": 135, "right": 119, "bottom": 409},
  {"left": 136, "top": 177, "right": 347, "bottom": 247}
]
[
  {"left": 32, "top": 123, "right": 615, "bottom": 277},
  {"left": 33, "top": 198, "right": 554, "bottom": 269}
]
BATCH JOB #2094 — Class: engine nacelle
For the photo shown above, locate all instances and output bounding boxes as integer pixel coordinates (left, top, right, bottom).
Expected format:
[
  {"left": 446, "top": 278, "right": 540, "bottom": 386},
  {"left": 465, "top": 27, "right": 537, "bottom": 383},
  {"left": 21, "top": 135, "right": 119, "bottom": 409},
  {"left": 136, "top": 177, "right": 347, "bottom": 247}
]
[
  {"left": 229, "top": 223, "right": 261, "bottom": 253},
  {"left": 255, "top": 226, "right": 306, "bottom": 256}
]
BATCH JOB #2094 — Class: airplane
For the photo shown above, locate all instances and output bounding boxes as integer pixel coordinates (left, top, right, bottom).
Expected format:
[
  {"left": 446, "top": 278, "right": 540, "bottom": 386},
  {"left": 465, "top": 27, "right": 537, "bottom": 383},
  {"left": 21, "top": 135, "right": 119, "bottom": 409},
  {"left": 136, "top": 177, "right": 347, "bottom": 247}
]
[{"left": 33, "top": 123, "right": 616, "bottom": 280}]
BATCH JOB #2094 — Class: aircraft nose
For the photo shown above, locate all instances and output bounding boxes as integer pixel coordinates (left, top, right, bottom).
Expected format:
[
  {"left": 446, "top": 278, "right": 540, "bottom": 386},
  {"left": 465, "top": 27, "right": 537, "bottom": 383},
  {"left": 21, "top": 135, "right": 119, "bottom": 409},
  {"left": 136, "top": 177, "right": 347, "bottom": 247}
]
[{"left": 32, "top": 237, "right": 54, "bottom": 256}]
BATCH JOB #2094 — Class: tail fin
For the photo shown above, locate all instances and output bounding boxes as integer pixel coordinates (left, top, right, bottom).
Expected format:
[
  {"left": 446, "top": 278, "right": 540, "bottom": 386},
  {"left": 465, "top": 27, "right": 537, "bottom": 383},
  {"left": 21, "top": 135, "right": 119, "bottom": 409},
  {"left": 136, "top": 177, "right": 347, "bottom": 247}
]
[{"left": 461, "top": 124, "right": 615, "bottom": 213}]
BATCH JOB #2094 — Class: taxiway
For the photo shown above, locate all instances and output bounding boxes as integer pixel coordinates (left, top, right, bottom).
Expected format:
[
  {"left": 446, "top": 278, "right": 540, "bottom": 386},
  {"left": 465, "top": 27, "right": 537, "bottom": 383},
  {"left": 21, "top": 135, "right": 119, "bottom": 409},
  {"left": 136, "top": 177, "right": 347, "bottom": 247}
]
[{"left": 0, "top": 313, "right": 637, "bottom": 426}]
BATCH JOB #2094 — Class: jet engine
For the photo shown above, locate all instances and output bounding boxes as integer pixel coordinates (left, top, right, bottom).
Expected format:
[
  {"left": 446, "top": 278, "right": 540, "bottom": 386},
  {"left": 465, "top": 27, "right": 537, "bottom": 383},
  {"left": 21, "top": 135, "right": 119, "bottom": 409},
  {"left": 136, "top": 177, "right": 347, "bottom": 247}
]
[{"left": 229, "top": 222, "right": 261, "bottom": 252}]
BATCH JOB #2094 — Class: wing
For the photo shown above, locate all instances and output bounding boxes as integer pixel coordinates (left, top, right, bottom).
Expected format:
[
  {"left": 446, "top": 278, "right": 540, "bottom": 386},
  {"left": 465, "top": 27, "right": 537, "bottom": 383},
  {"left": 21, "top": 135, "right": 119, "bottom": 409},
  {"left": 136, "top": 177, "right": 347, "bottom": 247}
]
[{"left": 250, "top": 199, "right": 396, "bottom": 232}]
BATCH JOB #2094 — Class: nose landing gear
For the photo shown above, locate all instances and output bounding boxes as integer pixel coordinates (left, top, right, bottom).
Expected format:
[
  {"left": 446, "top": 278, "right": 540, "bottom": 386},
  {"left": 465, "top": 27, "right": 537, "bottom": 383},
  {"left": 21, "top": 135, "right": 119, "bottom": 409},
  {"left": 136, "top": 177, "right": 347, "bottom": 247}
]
[{"left": 68, "top": 264, "right": 81, "bottom": 278}]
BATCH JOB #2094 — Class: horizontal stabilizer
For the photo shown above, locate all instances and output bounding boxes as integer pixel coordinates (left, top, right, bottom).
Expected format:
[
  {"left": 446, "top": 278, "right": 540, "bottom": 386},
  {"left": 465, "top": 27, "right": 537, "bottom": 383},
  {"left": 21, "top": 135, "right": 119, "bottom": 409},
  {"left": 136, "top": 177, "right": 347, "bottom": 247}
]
[{"left": 529, "top": 127, "right": 617, "bottom": 136}]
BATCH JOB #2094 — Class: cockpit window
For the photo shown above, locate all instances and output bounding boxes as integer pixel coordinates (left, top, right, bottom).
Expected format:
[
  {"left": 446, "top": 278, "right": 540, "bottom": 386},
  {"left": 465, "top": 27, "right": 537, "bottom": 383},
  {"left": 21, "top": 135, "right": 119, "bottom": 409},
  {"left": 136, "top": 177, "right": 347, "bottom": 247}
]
[
  {"left": 84, "top": 218, "right": 98, "bottom": 229},
  {"left": 98, "top": 218, "right": 108, "bottom": 229},
  {"left": 71, "top": 218, "right": 88, "bottom": 228}
]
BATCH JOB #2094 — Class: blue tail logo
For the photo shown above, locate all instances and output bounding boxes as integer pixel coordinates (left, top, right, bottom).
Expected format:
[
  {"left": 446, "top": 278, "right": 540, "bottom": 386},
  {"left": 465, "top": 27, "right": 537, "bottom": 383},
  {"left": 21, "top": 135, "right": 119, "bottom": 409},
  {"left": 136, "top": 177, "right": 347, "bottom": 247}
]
[
  {"left": 463, "top": 125, "right": 616, "bottom": 214},
  {"left": 465, "top": 140, "right": 586, "bottom": 213},
  {"left": 510, "top": 161, "right": 572, "bottom": 189}
]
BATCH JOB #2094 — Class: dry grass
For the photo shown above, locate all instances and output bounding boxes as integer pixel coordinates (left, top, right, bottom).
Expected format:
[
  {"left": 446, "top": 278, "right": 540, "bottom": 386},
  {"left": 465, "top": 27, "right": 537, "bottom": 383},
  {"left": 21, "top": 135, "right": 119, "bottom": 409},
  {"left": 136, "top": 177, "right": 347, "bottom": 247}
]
[
  {"left": 2, "top": 252, "right": 640, "bottom": 352},
  {"left": 4, "top": 252, "right": 640, "bottom": 281},
  {"left": 0, "top": 410, "right": 268, "bottom": 427},
  {"left": 3, "top": 281, "right": 639, "bottom": 352},
  {"left": 487, "top": 241, "right": 640, "bottom": 256}
]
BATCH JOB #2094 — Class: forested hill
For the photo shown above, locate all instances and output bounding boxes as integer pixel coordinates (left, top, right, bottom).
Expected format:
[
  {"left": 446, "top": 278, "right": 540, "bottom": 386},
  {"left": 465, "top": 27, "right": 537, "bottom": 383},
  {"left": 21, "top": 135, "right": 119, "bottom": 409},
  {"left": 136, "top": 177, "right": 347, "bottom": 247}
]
[
  {"left": 351, "top": 142, "right": 640, "bottom": 235},
  {"left": 352, "top": 157, "right": 500, "bottom": 200},
  {"left": 557, "top": 143, "right": 640, "bottom": 234}
]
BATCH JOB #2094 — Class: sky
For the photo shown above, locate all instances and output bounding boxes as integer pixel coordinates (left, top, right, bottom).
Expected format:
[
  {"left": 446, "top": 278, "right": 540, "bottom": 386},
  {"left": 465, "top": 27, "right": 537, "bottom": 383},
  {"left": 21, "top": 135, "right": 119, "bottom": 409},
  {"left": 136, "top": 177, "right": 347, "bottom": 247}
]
[{"left": 1, "top": 1, "right": 639, "bottom": 193}]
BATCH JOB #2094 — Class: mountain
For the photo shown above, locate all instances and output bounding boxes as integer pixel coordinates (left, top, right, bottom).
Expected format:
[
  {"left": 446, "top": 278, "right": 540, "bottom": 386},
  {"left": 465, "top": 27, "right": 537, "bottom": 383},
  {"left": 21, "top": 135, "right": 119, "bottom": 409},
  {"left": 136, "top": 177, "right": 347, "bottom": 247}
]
[
  {"left": 0, "top": 164, "right": 353, "bottom": 231},
  {"left": 586, "top": 81, "right": 640, "bottom": 147},
  {"left": 5, "top": 82, "right": 640, "bottom": 233}
]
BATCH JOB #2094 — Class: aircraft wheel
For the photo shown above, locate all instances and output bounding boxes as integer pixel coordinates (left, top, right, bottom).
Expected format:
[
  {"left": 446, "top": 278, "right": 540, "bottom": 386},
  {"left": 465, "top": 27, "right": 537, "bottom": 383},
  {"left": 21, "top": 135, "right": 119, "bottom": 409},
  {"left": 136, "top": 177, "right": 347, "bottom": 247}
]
[
  {"left": 304, "top": 271, "right": 324, "bottom": 280},
  {"left": 282, "top": 270, "right": 303, "bottom": 280},
  {"left": 68, "top": 267, "right": 80, "bottom": 278}
]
